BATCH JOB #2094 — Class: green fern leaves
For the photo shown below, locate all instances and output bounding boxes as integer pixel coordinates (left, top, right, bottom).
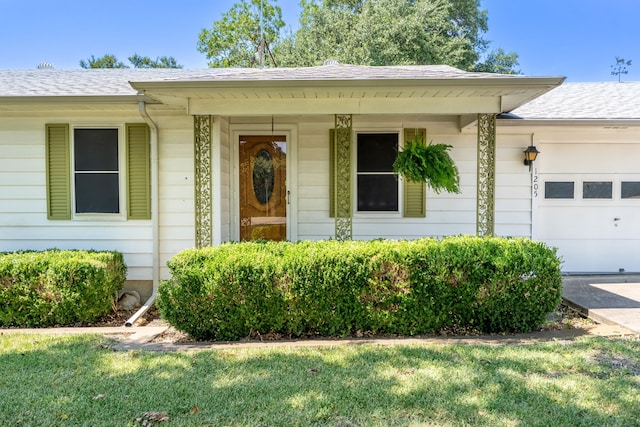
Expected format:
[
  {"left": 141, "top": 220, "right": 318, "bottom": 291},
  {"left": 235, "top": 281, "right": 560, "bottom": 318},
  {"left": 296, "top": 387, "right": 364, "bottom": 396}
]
[{"left": 393, "top": 135, "right": 461, "bottom": 194}]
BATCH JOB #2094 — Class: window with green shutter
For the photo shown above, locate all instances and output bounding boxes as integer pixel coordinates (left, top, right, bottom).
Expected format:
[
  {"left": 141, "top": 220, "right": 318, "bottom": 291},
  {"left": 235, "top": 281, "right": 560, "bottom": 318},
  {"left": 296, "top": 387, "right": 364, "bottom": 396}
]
[
  {"left": 328, "top": 128, "right": 426, "bottom": 218},
  {"left": 45, "top": 123, "right": 150, "bottom": 220}
]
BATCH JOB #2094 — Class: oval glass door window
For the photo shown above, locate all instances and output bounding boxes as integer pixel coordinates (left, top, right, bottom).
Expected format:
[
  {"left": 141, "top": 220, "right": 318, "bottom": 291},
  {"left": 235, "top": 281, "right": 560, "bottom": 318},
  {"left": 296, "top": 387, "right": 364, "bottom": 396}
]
[{"left": 253, "top": 149, "right": 275, "bottom": 204}]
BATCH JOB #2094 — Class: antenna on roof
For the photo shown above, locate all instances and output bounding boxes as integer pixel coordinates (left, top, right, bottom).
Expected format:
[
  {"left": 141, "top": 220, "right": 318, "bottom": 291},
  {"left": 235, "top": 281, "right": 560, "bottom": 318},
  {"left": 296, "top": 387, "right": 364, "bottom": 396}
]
[
  {"left": 37, "top": 62, "right": 54, "bottom": 69},
  {"left": 251, "top": 0, "right": 277, "bottom": 68}
]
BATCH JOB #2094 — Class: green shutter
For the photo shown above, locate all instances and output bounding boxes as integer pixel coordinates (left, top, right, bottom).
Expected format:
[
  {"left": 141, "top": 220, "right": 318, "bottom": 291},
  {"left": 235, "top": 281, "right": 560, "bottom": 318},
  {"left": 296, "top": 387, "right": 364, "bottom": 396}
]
[
  {"left": 45, "top": 124, "right": 71, "bottom": 220},
  {"left": 126, "top": 123, "right": 151, "bottom": 220},
  {"left": 403, "top": 128, "right": 427, "bottom": 218},
  {"left": 329, "top": 129, "right": 335, "bottom": 218}
]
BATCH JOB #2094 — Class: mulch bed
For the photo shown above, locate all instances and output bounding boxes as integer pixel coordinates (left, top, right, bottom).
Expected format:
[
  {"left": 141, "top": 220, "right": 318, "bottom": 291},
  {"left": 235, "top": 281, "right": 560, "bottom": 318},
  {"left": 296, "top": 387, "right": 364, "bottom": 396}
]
[{"left": 147, "top": 304, "right": 594, "bottom": 344}]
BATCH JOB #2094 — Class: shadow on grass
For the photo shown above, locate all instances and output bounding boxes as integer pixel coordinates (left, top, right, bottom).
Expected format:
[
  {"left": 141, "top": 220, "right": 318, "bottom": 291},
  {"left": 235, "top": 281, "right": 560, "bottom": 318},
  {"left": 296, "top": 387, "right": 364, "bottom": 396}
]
[{"left": 1, "top": 334, "right": 639, "bottom": 426}]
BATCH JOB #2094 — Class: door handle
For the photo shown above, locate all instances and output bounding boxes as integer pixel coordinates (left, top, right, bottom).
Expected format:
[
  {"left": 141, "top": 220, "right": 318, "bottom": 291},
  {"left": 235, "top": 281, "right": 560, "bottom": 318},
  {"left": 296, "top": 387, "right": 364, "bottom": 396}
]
[{"left": 287, "top": 190, "right": 291, "bottom": 205}]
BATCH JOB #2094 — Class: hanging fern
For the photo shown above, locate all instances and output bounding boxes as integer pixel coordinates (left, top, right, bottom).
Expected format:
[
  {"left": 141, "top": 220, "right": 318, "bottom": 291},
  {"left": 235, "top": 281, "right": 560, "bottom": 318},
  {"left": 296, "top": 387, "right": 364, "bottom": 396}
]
[{"left": 393, "top": 135, "right": 461, "bottom": 194}]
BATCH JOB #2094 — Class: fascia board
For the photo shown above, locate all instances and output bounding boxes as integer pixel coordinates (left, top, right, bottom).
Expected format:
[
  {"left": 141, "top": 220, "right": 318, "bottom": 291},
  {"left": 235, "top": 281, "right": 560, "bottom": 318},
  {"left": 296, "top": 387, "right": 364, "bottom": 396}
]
[
  {"left": 0, "top": 95, "right": 159, "bottom": 104},
  {"left": 130, "top": 76, "right": 565, "bottom": 91},
  {"left": 497, "top": 118, "right": 640, "bottom": 127}
]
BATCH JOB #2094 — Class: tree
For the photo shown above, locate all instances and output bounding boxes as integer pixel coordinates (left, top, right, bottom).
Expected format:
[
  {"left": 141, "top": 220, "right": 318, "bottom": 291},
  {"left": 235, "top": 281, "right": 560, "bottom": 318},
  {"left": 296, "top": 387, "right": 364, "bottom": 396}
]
[
  {"left": 80, "top": 54, "right": 127, "bottom": 69},
  {"left": 473, "top": 48, "right": 520, "bottom": 74},
  {"left": 197, "top": 0, "right": 284, "bottom": 67},
  {"left": 79, "top": 54, "right": 182, "bottom": 69},
  {"left": 273, "top": 0, "right": 518, "bottom": 73},
  {"left": 128, "top": 54, "right": 183, "bottom": 68}
]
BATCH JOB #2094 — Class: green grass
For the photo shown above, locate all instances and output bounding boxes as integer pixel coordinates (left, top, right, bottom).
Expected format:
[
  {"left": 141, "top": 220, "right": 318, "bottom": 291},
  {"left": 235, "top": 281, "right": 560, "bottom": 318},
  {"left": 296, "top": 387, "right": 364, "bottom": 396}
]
[{"left": 1, "top": 334, "right": 639, "bottom": 426}]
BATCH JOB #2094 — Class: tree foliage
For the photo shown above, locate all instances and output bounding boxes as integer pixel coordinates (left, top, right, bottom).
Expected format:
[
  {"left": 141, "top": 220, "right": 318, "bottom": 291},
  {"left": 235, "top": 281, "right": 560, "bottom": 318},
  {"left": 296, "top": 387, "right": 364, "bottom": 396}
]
[
  {"left": 79, "top": 54, "right": 183, "bottom": 69},
  {"left": 197, "top": 0, "right": 284, "bottom": 67},
  {"left": 276, "top": 0, "right": 517, "bottom": 72},
  {"left": 200, "top": 0, "right": 519, "bottom": 74},
  {"left": 128, "top": 54, "right": 183, "bottom": 68},
  {"left": 473, "top": 48, "right": 520, "bottom": 74},
  {"left": 80, "top": 54, "right": 127, "bottom": 69},
  {"left": 276, "top": 0, "right": 484, "bottom": 69}
]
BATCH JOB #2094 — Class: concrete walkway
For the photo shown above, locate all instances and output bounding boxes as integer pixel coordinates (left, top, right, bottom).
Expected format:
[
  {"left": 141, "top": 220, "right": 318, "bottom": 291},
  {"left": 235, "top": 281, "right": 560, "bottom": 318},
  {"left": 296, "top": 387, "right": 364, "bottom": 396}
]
[
  {"left": 562, "top": 274, "right": 640, "bottom": 334},
  {"left": 3, "top": 326, "right": 169, "bottom": 346}
]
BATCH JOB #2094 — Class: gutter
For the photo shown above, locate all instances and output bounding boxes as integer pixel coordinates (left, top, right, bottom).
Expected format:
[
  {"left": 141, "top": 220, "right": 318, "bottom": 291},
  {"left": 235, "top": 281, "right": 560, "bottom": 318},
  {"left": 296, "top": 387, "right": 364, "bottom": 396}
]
[
  {"left": 125, "top": 101, "right": 160, "bottom": 327},
  {"left": 130, "top": 76, "right": 566, "bottom": 91}
]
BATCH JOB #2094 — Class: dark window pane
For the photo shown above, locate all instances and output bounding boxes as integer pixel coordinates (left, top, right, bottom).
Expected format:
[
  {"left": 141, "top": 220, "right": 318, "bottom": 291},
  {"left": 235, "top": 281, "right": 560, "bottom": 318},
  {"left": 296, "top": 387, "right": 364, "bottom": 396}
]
[
  {"left": 357, "top": 175, "right": 398, "bottom": 211},
  {"left": 74, "top": 129, "right": 118, "bottom": 171},
  {"left": 622, "top": 182, "right": 640, "bottom": 199},
  {"left": 357, "top": 133, "right": 398, "bottom": 172},
  {"left": 583, "top": 181, "right": 612, "bottom": 199},
  {"left": 75, "top": 173, "right": 119, "bottom": 213},
  {"left": 545, "top": 181, "right": 574, "bottom": 199}
]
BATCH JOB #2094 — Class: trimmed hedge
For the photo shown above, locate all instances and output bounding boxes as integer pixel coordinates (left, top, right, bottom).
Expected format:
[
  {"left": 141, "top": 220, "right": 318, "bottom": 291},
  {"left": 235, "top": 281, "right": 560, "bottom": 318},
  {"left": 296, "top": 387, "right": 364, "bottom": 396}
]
[
  {"left": 0, "top": 250, "right": 126, "bottom": 327},
  {"left": 158, "top": 237, "right": 563, "bottom": 341}
]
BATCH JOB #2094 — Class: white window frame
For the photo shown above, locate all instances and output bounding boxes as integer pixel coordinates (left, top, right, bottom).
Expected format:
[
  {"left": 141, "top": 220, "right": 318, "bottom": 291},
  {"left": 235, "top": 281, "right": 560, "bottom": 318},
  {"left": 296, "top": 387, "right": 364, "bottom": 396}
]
[
  {"left": 70, "top": 124, "right": 126, "bottom": 220},
  {"left": 353, "top": 130, "right": 402, "bottom": 218}
]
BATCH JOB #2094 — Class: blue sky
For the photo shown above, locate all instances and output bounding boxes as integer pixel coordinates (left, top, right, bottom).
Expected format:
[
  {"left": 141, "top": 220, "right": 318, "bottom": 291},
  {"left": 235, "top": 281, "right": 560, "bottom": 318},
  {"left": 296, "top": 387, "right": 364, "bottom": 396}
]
[{"left": 0, "top": 0, "right": 638, "bottom": 82}]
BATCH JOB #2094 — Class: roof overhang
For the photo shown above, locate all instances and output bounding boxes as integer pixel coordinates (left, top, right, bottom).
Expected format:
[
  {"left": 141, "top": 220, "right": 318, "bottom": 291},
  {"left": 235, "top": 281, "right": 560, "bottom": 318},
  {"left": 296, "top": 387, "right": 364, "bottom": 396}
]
[
  {"left": 497, "top": 118, "right": 640, "bottom": 128},
  {"left": 130, "top": 76, "right": 565, "bottom": 117},
  {"left": 0, "top": 94, "right": 161, "bottom": 113}
]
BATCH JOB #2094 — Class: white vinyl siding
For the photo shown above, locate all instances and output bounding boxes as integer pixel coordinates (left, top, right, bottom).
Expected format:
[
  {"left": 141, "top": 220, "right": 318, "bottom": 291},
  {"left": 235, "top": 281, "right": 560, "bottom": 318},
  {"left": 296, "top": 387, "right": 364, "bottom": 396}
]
[
  {"left": 156, "top": 115, "right": 195, "bottom": 280},
  {"left": 297, "top": 116, "right": 533, "bottom": 241},
  {"left": 0, "top": 116, "right": 152, "bottom": 281}
]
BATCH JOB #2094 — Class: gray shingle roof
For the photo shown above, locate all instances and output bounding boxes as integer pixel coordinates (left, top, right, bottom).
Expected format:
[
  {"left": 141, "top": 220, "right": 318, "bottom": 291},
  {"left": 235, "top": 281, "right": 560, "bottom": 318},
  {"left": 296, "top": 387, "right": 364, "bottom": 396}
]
[
  {"left": 0, "top": 65, "right": 530, "bottom": 98},
  {"left": 511, "top": 82, "right": 640, "bottom": 120},
  {"left": 0, "top": 69, "right": 203, "bottom": 97},
  {"left": 154, "top": 64, "right": 519, "bottom": 82}
]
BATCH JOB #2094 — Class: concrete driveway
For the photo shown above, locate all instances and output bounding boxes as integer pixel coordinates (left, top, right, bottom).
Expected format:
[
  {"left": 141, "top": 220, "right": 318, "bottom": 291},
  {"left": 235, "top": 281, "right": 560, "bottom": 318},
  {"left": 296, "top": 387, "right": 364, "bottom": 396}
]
[{"left": 563, "top": 275, "right": 640, "bottom": 334}]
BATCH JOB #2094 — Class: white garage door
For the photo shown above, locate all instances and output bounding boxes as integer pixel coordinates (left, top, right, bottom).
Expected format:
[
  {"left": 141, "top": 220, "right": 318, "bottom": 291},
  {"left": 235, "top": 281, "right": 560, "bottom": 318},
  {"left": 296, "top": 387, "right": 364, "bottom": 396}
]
[{"left": 534, "top": 143, "right": 640, "bottom": 273}]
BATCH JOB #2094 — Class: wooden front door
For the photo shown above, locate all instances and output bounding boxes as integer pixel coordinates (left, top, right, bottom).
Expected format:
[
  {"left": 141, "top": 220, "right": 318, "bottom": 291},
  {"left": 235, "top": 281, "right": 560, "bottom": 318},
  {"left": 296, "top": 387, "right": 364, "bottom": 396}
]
[{"left": 239, "top": 135, "right": 287, "bottom": 241}]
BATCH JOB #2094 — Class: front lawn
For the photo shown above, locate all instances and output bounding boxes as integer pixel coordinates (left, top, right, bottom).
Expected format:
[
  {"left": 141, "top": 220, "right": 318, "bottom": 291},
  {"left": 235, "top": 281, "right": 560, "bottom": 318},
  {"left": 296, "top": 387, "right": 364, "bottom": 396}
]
[{"left": 1, "top": 334, "right": 639, "bottom": 426}]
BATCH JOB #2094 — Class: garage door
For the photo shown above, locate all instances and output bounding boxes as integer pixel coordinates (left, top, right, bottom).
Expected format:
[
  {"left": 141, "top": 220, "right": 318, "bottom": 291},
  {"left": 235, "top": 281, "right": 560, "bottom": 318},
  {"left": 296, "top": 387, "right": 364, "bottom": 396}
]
[{"left": 534, "top": 143, "right": 640, "bottom": 273}]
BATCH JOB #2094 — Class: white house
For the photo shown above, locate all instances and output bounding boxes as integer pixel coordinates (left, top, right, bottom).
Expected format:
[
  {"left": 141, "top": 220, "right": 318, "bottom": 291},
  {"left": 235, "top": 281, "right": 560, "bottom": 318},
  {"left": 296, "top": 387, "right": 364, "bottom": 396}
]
[{"left": 1, "top": 65, "right": 637, "bottom": 318}]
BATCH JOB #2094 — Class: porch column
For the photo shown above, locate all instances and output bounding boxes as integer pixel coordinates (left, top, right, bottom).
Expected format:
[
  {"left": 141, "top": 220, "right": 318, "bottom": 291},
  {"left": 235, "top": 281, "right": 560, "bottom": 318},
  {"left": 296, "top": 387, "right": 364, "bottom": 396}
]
[
  {"left": 334, "top": 114, "right": 353, "bottom": 241},
  {"left": 476, "top": 113, "right": 496, "bottom": 236},
  {"left": 194, "top": 115, "right": 213, "bottom": 248}
]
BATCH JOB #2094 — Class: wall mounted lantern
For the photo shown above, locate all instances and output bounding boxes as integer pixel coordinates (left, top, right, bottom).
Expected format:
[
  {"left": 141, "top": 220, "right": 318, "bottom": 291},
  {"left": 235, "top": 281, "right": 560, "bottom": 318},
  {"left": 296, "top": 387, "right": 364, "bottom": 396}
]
[{"left": 523, "top": 145, "right": 539, "bottom": 171}]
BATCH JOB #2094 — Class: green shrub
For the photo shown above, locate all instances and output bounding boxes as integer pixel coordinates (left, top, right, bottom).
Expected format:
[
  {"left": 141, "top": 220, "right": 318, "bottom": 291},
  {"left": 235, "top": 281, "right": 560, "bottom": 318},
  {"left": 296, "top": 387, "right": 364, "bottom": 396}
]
[
  {"left": 0, "top": 250, "right": 126, "bottom": 327},
  {"left": 158, "top": 237, "right": 562, "bottom": 341}
]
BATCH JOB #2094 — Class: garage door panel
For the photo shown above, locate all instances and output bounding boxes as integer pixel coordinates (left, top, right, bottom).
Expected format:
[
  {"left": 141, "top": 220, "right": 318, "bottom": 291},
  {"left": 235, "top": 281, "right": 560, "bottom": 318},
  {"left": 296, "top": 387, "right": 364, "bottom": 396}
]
[
  {"left": 536, "top": 141, "right": 640, "bottom": 273},
  {"left": 538, "top": 206, "right": 640, "bottom": 240},
  {"left": 545, "top": 239, "right": 640, "bottom": 272}
]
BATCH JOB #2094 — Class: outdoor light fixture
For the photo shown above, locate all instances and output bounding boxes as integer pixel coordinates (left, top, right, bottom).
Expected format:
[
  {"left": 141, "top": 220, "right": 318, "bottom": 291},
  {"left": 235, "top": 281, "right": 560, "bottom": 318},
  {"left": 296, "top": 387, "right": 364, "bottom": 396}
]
[{"left": 523, "top": 145, "right": 540, "bottom": 171}]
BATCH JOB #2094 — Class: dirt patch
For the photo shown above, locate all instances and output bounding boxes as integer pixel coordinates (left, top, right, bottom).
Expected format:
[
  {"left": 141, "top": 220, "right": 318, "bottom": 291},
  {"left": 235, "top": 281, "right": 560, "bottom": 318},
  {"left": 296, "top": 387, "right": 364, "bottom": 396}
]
[
  {"left": 84, "top": 306, "right": 165, "bottom": 328},
  {"left": 149, "top": 304, "right": 595, "bottom": 344}
]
